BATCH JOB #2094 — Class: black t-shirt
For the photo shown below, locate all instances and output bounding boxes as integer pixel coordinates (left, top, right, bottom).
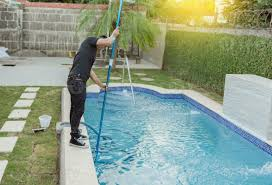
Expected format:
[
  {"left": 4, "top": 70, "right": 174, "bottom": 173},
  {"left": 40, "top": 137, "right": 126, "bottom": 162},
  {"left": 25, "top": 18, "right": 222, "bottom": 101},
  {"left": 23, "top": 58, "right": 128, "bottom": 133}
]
[{"left": 69, "top": 37, "right": 99, "bottom": 82}]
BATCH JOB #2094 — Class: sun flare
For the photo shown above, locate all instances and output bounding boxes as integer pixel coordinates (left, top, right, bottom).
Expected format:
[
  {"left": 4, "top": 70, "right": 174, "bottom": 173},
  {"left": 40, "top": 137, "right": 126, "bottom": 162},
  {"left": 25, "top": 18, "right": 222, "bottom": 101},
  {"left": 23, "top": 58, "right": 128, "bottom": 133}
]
[{"left": 167, "top": 0, "right": 216, "bottom": 16}]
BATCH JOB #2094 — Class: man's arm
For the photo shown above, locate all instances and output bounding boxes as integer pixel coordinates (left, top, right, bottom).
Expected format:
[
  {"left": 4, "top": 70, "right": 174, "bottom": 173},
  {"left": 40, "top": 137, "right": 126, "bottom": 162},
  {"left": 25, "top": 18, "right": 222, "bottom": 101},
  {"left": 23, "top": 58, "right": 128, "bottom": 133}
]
[
  {"left": 90, "top": 70, "right": 106, "bottom": 90},
  {"left": 96, "top": 28, "right": 120, "bottom": 48}
]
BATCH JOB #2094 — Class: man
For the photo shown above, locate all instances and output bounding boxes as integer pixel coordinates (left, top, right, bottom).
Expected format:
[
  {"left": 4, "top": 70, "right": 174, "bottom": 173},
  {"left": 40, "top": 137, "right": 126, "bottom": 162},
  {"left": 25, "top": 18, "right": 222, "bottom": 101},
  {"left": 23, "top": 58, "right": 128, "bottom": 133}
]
[{"left": 67, "top": 28, "right": 120, "bottom": 148}]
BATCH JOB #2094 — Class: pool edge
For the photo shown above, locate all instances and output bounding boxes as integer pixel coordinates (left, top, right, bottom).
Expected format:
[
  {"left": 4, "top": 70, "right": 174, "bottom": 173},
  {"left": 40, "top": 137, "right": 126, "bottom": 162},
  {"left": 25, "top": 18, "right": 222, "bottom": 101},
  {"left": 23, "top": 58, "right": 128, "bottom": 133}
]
[{"left": 60, "top": 88, "right": 99, "bottom": 185}]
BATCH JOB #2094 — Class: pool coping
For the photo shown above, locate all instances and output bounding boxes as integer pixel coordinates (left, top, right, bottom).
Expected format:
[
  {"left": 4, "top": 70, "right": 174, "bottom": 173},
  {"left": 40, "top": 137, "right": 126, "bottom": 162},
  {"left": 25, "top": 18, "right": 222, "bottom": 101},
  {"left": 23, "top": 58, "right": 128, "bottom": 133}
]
[
  {"left": 61, "top": 83, "right": 272, "bottom": 185},
  {"left": 60, "top": 88, "right": 99, "bottom": 185}
]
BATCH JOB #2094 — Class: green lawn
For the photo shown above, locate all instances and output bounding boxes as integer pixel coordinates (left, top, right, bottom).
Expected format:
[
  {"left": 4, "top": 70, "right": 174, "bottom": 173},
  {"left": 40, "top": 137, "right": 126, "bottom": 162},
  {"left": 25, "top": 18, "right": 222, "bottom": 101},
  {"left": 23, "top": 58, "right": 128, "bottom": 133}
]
[
  {"left": 0, "top": 87, "right": 61, "bottom": 185},
  {"left": 91, "top": 69, "right": 223, "bottom": 103},
  {"left": 0, "top": 69, "right": 222, "bottom": 184}
]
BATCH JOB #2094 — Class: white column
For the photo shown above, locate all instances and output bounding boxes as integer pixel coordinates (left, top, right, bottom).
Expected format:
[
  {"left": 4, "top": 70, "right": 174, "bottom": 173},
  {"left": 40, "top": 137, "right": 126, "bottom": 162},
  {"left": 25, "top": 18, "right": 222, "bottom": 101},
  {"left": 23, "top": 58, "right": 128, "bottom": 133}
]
[{"left": 223, "top": 74, "right": 272, "bottom": 142}]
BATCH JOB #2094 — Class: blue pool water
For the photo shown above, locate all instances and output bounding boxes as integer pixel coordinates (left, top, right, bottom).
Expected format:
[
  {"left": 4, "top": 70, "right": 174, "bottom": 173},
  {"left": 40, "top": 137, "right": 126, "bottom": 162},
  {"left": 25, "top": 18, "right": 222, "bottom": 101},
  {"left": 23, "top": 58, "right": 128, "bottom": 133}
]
[{"left": 84, "top": 90, "right": 272, "bottom": 185}]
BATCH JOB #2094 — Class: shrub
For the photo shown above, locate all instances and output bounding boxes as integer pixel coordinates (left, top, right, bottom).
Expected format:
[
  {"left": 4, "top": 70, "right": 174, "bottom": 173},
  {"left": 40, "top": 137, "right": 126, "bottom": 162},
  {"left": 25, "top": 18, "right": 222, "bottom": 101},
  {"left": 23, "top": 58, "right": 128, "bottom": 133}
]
[{"left": 163, "top": 31, "right": 272, "bottom": 95}]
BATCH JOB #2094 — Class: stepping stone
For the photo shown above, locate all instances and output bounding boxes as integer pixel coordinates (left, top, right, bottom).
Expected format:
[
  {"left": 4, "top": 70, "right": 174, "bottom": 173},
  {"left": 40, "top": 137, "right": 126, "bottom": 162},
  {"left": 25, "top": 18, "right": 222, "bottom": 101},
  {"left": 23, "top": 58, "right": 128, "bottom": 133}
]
[
  {"left": 0, "top": 137, "right": 18, "bottom": 152},
  {"left": 8, "top": 109, "right": 31, "bottom": 119},
  {"left": 111, "top": 77, "right": 122, "bottom": 80},
  {"left": 20, "top": 93, "right": 36, "bottom": 99},
  {"left": 0, "top": 160, "right": 8, "bottom": 182},
  {"left": 0, "top": 121, "right": 26, "bottom": 132},
  {"left": 134, "top": 73, "right": 147, "bottom": 76},
  {"left": 14, "top": 99, "right": 34, "bottom": 108},
  {"left": 140, "top": 77, "right": 154, "bottom": 82},
  {"left": 25, "top": 87, "right": 40, "bottom": 92}
]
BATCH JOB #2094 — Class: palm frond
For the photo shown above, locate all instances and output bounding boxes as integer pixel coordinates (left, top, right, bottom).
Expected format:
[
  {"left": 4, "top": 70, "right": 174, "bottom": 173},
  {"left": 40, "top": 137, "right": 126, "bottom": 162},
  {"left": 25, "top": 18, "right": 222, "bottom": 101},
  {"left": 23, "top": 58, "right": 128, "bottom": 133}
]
[{"left": 77, "top": 0, "right": 159, "bottom": 51}]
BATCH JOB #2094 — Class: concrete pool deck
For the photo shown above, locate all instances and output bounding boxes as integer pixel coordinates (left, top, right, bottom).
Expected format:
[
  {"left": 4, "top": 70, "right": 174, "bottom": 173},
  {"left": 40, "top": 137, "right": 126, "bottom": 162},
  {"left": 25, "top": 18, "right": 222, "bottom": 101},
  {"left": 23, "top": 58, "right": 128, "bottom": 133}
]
[
  {"left": 0, "top": 57, "right": 160, "bottom": 86},
  {"left": 60, "top": 88, "right": 98, "bottom": 185}
]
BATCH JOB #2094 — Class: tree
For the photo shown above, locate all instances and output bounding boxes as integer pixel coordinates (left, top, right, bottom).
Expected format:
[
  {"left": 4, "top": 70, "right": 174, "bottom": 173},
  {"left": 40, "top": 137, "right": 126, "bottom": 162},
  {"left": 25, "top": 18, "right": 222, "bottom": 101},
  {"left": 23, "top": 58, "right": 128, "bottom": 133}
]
[{"left": 223, "top": 0, "right": 272, "bottom": 27}]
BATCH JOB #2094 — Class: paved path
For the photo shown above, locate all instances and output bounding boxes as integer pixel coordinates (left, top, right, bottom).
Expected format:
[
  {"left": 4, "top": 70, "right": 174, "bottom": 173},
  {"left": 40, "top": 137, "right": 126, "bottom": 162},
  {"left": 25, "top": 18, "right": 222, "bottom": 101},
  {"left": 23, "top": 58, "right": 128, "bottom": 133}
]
[
  {"left": 0, "top": 57, "right": 71, "bottom": 86},
  {"left": 0, "top": 57, "right": 160, "bottom": 86},
  {"left": 0, "top": 87, "right": 40, "bottom": 183}
]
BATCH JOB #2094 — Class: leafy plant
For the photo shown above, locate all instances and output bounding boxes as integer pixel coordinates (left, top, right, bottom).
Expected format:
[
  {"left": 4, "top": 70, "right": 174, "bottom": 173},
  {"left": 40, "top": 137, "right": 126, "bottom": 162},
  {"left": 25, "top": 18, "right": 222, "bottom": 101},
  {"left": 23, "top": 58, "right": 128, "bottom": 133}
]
[
  {"left": 163, "top": 31, "right": 272, "bottom": 94},
  {"left": 223, "top": 0, "right": 272, "bottom": 27},
  {"left": 77, "top": 0, "right": 159, "bottom": 51}
]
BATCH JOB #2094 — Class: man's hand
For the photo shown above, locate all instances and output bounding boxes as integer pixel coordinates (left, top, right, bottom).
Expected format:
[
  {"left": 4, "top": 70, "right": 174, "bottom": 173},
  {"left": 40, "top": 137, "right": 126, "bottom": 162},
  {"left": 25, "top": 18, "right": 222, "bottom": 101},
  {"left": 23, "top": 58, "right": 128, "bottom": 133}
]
[
  {"left": 90, "top": 70, "right": 108, "bottom": 91},
  {"left": 100, "top": 84, "right": 108, "bottom": 91},
  {"left": 111, "top": 28, "right": 120, "bottom": 38}
]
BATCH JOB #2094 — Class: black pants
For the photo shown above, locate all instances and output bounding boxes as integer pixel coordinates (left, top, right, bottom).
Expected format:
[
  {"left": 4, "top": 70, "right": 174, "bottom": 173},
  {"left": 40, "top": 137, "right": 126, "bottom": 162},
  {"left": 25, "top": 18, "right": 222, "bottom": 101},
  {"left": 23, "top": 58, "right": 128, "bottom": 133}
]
[{"left": 67, "top": 74, "right": 86, "bottom": 138}]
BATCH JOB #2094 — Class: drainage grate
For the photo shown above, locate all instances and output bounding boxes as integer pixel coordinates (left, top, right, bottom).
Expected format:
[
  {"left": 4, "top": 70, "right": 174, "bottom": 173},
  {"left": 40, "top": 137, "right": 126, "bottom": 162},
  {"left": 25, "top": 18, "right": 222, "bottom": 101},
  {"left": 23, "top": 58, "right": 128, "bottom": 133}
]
[{"left": 2, "top": 64, "right": 16, "bottom": 67}]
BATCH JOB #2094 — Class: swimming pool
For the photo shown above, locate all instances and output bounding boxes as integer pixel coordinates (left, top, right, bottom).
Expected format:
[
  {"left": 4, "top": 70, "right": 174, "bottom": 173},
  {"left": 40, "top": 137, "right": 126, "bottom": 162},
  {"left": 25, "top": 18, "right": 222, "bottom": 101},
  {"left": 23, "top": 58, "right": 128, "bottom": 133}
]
[{"left": 84, "top": 87, "right": 272, "bottom": 185}]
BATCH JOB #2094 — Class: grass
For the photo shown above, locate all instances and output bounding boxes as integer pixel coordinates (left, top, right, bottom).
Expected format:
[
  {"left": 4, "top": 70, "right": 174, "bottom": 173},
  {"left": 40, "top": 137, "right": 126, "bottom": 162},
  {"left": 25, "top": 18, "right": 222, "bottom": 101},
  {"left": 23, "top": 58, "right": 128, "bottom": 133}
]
[
  {"left": 0, "top": 87, "right": 61, "bottom": 185},
  {"left": 91, "top": 68, "right": 223, "bottom": 103},
  {"left": 0, "top": 69, "right": 222, "bottom": 184}
]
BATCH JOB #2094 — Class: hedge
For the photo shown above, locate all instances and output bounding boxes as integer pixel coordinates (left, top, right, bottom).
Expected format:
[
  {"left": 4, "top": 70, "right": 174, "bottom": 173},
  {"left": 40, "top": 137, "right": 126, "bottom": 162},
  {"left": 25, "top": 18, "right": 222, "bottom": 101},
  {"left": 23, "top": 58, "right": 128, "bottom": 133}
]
[{"left": 163, "top": 31, "right": 272, "bottom": 95}]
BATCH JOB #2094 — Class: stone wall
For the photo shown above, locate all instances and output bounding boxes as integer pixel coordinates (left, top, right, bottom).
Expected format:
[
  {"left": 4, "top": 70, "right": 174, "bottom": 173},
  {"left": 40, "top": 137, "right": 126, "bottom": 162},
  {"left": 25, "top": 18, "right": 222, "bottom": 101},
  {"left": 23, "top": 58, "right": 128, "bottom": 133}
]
[
  {"left": 0, "top": 0, "right": 161, "bottom": 66},
  {"left": 0, "top": 1, "right": 100, "bottom": 56},
  {"left": 22, "top": 7, "right": 82, "bottom": 56},
  {"left": 0, "top": 2, "right": 22, "bottom": 51}
]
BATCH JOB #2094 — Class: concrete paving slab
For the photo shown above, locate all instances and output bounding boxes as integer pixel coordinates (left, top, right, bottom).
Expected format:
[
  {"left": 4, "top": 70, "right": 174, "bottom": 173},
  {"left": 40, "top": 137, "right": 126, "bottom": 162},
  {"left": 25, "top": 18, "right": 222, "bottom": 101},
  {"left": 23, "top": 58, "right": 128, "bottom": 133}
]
[
  {"left": 20, "top": 93, "right": 36, "bottom": 99},
  {"left": 134, "top": 73, "right": 147, "bottom": 76},
  {"left": 60, "top": 128, "right": 98, "bottom": 185},
  {"left": 0, "top": 160, "right": 8, "bottom": 183},
  {"left": 61, "top": 88, "right": 99, "bottom": 185},
  {"left": 111, "top": 77, "right": 122, "bottom": 80},
  {"left": 0, "top": 137, "right": 18, "bottom": 153},
  {"left": 140, "top": 77, "right": 154, "bottom": 82},
  {"left": 25, "top": 87, "right": 40, "bottom": 92},
  {"left": 14, "top": 99, "right": 34, "bottom": 107},
  {"left": 8, "top": 109, "right": 31, "bottom": 119},
  {"left": 0, "top": 57, "right": 71, "bottom": 86},
  {"left": 0, "top": 121, "right": 26, "bottom": 132}
]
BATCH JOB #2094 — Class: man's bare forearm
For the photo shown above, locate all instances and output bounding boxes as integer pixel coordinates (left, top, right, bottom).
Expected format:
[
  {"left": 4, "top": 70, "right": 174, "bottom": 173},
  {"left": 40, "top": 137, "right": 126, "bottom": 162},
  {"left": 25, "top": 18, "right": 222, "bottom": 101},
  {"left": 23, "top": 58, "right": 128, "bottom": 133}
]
[
  {"left": 96, "top": 28, "right": 119, "bottom": 48},
  {"left": 90, "top": 70, "right": 104, "bottom": 88}
]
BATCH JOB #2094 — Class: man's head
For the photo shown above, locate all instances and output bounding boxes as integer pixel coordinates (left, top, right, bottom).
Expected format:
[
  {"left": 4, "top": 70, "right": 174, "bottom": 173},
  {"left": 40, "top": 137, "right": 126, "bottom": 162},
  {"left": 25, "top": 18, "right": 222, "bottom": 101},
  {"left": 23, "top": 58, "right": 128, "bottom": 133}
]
[
  {"left": 97, "top": 35, "right": 108, "bottom": 50},
  {"left": 99, "top": 35, "right": 108, "bottom": 39}
]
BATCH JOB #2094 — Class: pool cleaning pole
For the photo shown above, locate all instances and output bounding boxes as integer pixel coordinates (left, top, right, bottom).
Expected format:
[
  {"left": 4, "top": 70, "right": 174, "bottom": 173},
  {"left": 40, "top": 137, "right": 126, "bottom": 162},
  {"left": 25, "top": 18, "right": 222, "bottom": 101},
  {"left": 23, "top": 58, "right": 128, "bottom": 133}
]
[
  {"left": 95, "top": 0, "right": 124, "bottom": 162},
  {"left": 104, "top": 0, "right": 112, "bottom": 62}
]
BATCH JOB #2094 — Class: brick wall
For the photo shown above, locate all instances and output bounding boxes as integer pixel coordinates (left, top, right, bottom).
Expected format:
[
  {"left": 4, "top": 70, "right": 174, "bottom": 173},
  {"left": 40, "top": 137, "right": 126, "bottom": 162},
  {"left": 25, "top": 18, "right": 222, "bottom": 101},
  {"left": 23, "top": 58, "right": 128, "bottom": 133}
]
[
  {"left": 0, "top": 1, "right": 103, "bottom": 56},
  {"left": 22, "top": 7, "right": 83, "bottom": 56},
  {"left": 0, "top": 2, "right": 22, "bottom": 51}
]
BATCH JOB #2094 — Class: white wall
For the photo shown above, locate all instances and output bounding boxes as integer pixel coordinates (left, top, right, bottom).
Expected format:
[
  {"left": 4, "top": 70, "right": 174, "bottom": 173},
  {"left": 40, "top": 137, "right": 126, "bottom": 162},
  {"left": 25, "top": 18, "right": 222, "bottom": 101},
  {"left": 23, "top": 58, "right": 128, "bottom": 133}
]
[
  {"left": 223, "top": 74, "right": 272, "bottom": 142},
  {"left": 142, "top": 23, "right": 167, "bottom": 69}
]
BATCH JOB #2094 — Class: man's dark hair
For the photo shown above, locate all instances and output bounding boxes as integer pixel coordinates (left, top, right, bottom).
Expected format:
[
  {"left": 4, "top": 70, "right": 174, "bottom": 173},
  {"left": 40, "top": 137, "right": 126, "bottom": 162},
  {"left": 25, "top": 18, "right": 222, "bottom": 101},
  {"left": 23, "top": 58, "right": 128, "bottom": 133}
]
[{"left": 99, "top": 35, "right": 108, "bottom": 39}]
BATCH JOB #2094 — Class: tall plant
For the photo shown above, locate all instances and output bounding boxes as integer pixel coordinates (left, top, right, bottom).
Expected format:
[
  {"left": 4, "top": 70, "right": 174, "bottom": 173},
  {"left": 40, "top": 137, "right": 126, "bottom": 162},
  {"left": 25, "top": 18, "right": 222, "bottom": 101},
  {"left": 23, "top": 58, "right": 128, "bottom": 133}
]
[
  {"left": 223, "top": 0, "right": 272, "bottom": 27},
  {"left": 77, "top": 0, "right": 159, "bottom": 51}
]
